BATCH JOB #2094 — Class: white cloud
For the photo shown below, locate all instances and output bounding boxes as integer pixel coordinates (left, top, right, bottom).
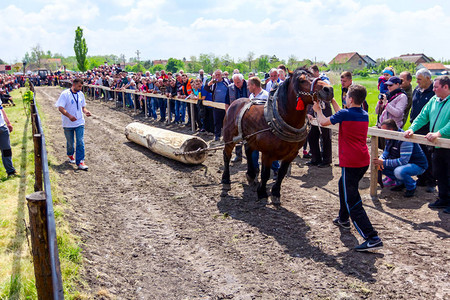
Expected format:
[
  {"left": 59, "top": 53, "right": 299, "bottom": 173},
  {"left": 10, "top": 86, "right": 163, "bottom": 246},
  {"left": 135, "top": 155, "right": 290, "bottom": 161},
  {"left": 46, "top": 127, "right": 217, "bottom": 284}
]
[{"left": 0, "top": 1, "right": 449, "bottom": 64}]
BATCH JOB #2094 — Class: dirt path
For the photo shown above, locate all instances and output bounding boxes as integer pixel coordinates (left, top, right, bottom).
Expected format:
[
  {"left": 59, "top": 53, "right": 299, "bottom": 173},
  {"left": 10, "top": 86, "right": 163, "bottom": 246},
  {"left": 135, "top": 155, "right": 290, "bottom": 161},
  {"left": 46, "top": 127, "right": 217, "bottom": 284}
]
[{"left": 38, "top": 87, "right": 449, "bottom": 299}]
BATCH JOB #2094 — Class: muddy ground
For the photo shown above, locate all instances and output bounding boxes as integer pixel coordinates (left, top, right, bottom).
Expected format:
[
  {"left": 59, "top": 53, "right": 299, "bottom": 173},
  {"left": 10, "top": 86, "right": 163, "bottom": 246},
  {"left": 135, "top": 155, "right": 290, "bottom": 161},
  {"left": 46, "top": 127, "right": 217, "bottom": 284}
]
[{"left": 37, "top": 87, "right": 449, "bottom": 299}]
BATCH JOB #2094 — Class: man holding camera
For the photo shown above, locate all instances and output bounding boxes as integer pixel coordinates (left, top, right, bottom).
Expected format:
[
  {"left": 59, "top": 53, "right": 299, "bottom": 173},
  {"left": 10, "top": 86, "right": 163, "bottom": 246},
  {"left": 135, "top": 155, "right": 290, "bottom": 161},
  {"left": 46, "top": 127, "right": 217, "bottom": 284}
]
[{"left": 206, "top": 69, "right": 229, "bottom": 141}]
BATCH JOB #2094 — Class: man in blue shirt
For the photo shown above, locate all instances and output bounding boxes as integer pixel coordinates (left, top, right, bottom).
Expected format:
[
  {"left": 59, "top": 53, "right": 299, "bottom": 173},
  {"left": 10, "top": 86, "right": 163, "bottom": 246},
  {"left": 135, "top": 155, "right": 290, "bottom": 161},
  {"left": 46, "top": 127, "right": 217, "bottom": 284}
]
[{"left": 206, "top": 69, "right": 229, "bottom": 141}]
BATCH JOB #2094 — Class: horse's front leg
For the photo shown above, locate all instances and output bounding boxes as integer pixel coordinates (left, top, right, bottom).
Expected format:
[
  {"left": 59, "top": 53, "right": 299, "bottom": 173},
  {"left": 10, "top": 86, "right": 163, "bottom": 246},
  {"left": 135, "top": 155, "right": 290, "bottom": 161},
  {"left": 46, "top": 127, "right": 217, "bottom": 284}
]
[{"left": 270, "top": 160, "right": 293, "bottom": 206}]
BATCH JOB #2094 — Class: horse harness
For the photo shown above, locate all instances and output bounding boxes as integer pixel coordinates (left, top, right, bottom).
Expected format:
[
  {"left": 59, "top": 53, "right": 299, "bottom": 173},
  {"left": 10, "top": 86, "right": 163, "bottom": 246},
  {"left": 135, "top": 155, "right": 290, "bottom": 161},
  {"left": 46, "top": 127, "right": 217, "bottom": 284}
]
[{"left": 234, "top": 77, "right": 320, "bottom": 144}]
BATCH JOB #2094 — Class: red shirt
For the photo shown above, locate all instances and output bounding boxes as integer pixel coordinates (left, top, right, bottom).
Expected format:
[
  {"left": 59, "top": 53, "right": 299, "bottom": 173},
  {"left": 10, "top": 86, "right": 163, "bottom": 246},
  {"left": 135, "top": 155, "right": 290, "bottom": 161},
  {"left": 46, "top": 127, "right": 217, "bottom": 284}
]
[{"left": 330, "top": 107, "right": 370, "bottom": 168}]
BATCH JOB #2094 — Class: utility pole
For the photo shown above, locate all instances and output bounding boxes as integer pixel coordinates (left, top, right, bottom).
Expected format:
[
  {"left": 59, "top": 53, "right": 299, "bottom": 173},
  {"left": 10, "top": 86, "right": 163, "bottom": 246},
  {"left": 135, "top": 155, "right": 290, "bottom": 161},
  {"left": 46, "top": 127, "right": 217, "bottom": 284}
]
[{"left": 136, "top": 50, "right": 141, "bottom": 63}]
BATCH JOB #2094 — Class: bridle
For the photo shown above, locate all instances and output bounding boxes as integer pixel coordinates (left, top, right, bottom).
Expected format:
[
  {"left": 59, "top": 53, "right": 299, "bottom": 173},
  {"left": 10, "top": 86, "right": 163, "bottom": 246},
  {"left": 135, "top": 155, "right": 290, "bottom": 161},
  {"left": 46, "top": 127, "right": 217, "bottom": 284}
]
[{"left": 296, "top": 75, "right": 322, "bottom": 106}]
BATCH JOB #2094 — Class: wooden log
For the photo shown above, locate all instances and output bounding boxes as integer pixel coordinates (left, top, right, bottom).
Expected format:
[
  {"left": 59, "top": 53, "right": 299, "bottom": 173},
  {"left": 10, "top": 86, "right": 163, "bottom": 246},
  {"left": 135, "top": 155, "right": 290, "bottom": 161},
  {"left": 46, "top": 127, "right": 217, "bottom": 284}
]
[
  {"left": 125, "top": 122, "right": 208, "bottom": 165},
  {"left": 370, "top": 135, "right": 379, "bottom": 199},
  {"left": 26, "top": 191, "right": 54, "bottom": 300}
]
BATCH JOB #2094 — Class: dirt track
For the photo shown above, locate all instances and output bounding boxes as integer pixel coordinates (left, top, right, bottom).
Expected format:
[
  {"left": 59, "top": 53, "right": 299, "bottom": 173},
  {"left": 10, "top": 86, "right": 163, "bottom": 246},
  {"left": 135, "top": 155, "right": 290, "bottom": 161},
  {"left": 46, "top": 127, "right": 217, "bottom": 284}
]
[{"left": 38, "top": 86, "right": 449, "bottom": 299}]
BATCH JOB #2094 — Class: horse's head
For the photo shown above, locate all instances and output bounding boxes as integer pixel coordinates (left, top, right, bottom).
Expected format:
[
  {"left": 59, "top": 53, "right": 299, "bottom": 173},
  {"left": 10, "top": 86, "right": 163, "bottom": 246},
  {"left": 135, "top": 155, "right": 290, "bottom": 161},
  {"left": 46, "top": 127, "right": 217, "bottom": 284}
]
[{"left": 292, "top": 68, "right": 334, "bottom": 106}]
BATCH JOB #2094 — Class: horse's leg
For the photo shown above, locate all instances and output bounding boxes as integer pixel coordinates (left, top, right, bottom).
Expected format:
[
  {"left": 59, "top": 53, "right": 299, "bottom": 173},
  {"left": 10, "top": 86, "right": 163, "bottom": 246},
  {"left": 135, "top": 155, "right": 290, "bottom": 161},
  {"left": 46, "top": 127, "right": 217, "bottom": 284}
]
[
  {"left": 270, "top": 159, "right": 293, "bottom": 206},
  {"left": 257, "top": 157, "right": 271, "bottom": 201},
  {"left": 245, "top": 143, "right": 257, "bottom": 185},
  {"left": 221, "top": 143, "right": 234, "bottom": 190}
]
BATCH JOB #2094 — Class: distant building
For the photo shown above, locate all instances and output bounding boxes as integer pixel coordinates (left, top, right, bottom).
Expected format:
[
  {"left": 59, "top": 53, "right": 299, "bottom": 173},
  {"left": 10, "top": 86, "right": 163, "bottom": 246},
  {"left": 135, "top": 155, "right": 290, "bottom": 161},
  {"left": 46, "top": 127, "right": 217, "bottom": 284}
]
[
  {"left": 362, "top": 55, "right": 377, "bottom": 67},
  {"left": 393, "top": 53, "right": 433, "bottom": 65},
  {"left": 417, "top": 63, "right": 448, "bottom": 75},
  {"left": 329, "top": 52, "right": 368, "bottom": 71},
  {"left": 152, "top": 59, "right": 168, "bottom": 66}
]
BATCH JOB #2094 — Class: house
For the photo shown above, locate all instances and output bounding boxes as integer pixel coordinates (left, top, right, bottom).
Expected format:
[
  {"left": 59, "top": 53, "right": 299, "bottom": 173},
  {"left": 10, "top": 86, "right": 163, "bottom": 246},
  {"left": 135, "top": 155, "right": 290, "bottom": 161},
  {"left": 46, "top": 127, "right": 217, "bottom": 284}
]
[
  {"left": 362, "top": 55, "right": 376, "bottom": 67},
  {"left": 152, "top": 59, "right": 168, "bottom": 66},
  {"left": 417, "top": 63, "right": 448, "bottom": 75},
  {"left": 328, "top": 52, "right": 367, "bottom": 71},
  {"left": 394, "top": 53, "right": 432, "bottom": 65}
]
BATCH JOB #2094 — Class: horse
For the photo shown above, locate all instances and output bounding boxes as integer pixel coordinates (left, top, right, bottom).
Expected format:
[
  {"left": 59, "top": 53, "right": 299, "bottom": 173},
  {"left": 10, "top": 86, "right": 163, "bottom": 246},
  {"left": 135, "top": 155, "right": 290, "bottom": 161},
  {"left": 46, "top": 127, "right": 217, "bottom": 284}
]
[{"left": 221, "top": 67, "right": 334, "bottom": 205}]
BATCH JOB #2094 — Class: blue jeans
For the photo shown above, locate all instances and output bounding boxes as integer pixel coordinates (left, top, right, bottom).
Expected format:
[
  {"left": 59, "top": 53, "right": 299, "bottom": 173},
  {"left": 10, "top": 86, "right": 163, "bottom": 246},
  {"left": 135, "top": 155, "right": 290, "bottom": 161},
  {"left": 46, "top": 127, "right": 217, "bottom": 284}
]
[
  {"left": 0, "top": 125, "right": 15, "bottom": 174},
  {"left": 126, "top": 93, "right": 134, "bottom": 108},
  {"left": 159, "top": 99, "right": 167, "bottom": 120},
  {"left": 251, "top": 151, "right": 280, "bottom": 172},
  {"left": 150, "top": 97, "right": 159, "bottom": 119},
  {"left": 64, "top": 126, "right": 85, "bottom": 165},
  {"left": 383, "top": 163, "right": 425, "bottom": 191}
]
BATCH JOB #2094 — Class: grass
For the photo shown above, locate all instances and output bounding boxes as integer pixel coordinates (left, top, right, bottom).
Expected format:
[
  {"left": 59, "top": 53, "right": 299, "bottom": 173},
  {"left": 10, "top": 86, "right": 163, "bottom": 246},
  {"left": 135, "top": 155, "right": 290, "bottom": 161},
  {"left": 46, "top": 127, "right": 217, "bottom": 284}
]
[
  {"left": 331, "top": 74, "right": 417, "bottom": 128},
  {"left": 0, "top": 88, "right": 87, "bottom": 299}
]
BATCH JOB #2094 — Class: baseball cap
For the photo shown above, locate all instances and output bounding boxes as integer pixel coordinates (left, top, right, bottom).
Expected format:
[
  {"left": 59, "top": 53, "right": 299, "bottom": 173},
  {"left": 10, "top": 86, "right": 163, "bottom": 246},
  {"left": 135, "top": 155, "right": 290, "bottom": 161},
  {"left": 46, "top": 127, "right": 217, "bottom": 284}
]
[{"left": 385, "top": 76, "right": 402, "bottom": 85}]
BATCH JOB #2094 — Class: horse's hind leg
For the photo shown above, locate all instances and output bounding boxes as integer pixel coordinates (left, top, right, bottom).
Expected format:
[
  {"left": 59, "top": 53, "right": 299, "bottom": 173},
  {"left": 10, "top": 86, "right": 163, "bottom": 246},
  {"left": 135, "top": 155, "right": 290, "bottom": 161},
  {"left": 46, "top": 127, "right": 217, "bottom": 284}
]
[
  {"left": 270, "top": 160, "right": 292, "bottom": 206},
  {"left": 257, "top": 156, "right": 271, "bottom": 201},
  {"left": 244, "top": 144, "right": 257, "bottom": 185},
  {"left": 221, "top": 143, "right": 234, "bottom": 190}
]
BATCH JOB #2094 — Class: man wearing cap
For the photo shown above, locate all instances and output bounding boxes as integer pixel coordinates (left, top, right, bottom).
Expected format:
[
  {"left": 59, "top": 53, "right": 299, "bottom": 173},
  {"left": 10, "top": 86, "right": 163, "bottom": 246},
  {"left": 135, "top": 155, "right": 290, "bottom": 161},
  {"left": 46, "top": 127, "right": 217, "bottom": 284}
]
[{"left": 405, "top": 75, "right": 450, "bottom": 214}]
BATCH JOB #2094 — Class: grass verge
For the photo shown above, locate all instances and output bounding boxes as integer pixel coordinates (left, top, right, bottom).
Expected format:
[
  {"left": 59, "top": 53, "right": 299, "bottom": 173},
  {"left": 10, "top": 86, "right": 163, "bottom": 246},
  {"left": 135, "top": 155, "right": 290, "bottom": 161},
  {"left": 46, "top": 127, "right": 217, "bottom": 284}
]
[{"left": 0, "top": 88, "right": 87, "bottom": 299}]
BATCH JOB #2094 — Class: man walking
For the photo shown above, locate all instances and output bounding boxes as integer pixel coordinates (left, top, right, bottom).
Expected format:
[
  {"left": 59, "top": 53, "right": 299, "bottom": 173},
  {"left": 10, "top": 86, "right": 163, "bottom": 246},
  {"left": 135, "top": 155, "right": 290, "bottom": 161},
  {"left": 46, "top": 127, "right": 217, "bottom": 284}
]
[
  {"left": 314, "top": 84, "right": 383, "bottom": 251},
  {"left": 0, "top": 103, "right": 16, "bottom": 177},
  {"left": 56, "top": 78, "right": 91, "bottom": 170}
]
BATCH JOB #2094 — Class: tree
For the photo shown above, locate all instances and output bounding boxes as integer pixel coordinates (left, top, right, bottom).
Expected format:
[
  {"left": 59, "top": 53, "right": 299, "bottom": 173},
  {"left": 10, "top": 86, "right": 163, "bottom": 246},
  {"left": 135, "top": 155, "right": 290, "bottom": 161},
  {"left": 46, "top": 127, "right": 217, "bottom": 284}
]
[
  {"left": 0, "top": 58, "right": 5, "bottom": 65},
  {"left": 152, "top": 64, "right": 164, "bottom": 73},
  {"left": 166, "top": 58, "right": 185, "bottom": 73},
  {"left": 246, "top": 51, "right": 255, "bottom": 71},
  {"left": 257, "top": 55, "right": 270, "bottom": 72},
  {"left": 31, "top": 44, "right": 44, "bottom": 68},
  {"left": 74, "top": 26, "right": 88, "bottom": 72}
]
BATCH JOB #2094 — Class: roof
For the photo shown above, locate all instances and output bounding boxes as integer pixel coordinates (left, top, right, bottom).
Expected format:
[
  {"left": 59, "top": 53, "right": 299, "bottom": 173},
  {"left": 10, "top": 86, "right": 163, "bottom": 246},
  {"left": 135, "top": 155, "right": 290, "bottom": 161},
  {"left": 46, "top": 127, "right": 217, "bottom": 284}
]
[
  {"left": 329, "top": 52, "right": 360, "bottom": 65},
  {"left": 362, "top": 55, "right": 376, "bottom": 64},
  {"left": 419, "top": 63, "right": 446, "bottom": 70},
  {"left": 394, "top": 53, "right": 432, "bottom": 64}
]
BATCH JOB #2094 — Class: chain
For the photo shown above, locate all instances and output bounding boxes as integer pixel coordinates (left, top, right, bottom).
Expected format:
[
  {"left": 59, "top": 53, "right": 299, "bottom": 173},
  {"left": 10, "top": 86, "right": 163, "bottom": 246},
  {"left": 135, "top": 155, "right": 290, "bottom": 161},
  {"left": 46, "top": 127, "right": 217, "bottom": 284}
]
[{"left": 174, "top": 128, "right": 271, "bottom": 156}]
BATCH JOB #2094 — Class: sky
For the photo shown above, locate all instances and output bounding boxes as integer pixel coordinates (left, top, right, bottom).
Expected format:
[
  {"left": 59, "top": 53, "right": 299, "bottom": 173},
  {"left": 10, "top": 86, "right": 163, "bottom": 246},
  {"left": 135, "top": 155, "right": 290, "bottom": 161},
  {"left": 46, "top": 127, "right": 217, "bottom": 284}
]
[{"left": 1, "top": 0, "right": 450, "bottom": 64}]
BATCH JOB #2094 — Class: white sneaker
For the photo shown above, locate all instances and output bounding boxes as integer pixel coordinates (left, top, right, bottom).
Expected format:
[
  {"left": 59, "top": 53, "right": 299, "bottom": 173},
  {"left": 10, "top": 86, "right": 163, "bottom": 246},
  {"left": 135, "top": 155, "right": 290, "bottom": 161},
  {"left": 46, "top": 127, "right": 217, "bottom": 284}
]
[
  {"left": 77, "top": 161, "right": 89, "bottom": 171},
  {"left": 68, "top": 155, "right": 75, "bottom": 164}
]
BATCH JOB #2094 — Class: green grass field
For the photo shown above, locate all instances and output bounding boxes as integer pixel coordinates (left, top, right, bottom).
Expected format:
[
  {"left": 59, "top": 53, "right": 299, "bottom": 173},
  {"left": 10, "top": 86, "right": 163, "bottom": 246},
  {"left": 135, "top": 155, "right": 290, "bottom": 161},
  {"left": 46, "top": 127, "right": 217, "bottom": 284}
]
[
  {"left": 0, "top": 89, "right": 86, "bottom": 299},
  {"left": 332, "top": 74, "right": 416, "bottom": 128}
]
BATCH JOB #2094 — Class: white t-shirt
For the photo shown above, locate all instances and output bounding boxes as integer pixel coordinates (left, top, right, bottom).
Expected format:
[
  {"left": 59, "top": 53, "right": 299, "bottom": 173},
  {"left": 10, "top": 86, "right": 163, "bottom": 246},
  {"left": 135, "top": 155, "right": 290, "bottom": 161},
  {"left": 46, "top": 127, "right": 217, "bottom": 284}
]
[
  {"left": 0, "top": 105, "right": 6, "bottom": 127},
  {"left": 55, "top": 89, "right": 86, "bottom": 128},
  {"left": 249, "top": 89, "right": 269, "bottom": 101}
]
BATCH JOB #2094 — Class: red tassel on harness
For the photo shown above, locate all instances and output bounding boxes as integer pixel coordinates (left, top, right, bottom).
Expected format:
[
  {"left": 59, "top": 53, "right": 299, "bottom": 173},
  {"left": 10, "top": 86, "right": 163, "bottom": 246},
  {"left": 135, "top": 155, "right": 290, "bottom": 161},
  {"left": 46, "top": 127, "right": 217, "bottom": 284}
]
[{"left": 296, "top": 97, "right": 304, "bottom": 111}]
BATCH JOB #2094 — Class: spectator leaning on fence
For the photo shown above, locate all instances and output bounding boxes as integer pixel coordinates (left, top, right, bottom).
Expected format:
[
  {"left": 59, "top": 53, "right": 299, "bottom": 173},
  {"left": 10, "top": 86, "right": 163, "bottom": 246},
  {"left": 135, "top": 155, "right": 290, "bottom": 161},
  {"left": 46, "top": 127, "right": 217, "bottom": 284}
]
[
  {"left": 373, "top": 119, "right": 428, "bottom": 198},
  {"left": 405, "top": 75, "right": 450, "bottom": 214},
  {"left": 313, "top": 84, "right": 383, "bottom": 252},
  {"left": 340, "top": 71, "right": 352, "bottom": 108},
  {"left": 410, "top": 68, "right": 436, "bottom": 192},
  {"left": 0, "top": 102, "right": 16, "bottom": 177},
  {"left": 56, "top": 78, "right": 91, "bottom": 171}
]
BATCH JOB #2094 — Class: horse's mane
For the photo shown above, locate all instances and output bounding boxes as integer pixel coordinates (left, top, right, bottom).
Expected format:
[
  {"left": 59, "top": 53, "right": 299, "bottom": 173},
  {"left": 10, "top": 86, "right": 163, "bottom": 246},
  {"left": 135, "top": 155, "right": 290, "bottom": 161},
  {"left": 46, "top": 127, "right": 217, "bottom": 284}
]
[{"left": 277, "top": 67, "right": 312, "bottom": 109}]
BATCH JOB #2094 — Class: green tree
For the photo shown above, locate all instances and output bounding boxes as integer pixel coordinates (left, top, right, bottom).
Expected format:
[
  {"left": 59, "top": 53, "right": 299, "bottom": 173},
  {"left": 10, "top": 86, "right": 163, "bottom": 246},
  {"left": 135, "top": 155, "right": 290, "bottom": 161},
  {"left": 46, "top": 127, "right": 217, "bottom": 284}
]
[
  {"left": 31, "top": 44, "right": 44, "bottom": 67},
  {"left": 257, "top": 55, "right": 270, "bottom": 72},
  {"left": 199, "top": 53, "right": 213, "bottom": 73},
  {"left": 152, "top": 64, "right": 164, "bottom": 73},
  {"left": 132, "top": 63, "right": 145, "bottom": 73},
  {"left": 166, "top": 58, "right": 185, "bottom": 73},
  {"left": 74, "top": 26, "right": 88, "bottom": 72}
]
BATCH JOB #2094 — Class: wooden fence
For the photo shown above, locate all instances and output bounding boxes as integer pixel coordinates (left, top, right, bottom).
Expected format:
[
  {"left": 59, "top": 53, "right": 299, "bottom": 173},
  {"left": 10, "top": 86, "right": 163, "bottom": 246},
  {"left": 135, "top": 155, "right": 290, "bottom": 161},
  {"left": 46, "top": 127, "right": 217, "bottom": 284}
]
[
  {"left": 28, "top": 83, "right": 64, "bottom": 299},
  {"left": 64, "top": 82, "right": 450, "bottom": 199}
]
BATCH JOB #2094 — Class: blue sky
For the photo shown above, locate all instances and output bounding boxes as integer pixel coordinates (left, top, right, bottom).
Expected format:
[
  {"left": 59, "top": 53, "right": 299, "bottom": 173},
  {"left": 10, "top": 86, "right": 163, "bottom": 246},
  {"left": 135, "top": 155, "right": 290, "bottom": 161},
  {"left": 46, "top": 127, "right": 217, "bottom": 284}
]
[{"left": 1, "top": 0, "right": 449, "bottom": 64}]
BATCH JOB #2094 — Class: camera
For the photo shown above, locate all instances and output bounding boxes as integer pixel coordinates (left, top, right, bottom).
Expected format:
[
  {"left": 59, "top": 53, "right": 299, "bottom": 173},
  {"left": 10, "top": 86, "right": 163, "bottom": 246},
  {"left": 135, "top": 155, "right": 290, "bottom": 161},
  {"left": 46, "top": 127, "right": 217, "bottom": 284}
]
[
  {"left": 378, "top": 94, "right": 385, "bottom": 100},
  {"left": 264, "top": 73, "right": 270, "bottom": 80}
]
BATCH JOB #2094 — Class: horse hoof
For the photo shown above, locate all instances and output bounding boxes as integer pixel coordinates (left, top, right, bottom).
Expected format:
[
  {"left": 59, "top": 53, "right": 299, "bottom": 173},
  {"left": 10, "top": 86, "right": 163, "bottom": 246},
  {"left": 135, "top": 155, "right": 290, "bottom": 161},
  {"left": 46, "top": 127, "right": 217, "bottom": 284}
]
[
  {"left": 222, "top": 183, "right": 231, "bottom": 191},
  {"left": 271, "top": 196, "right": 281, "bottom": 206},
  {"left": 246, "top": 174, "right": 255, "bottom": 185}
]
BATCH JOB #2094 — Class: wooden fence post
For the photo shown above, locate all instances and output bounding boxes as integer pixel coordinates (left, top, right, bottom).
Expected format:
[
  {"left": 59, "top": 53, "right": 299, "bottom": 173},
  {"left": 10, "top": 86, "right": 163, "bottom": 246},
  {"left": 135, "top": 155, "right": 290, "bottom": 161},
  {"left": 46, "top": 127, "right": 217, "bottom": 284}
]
[
  {"left": 33, "top": 133, "right": 43, "bottom": 192},
  {"left": 370, "top": 136, "right": 379, "bottom": 199},
  {"left": 190, "top": 102, "right": 196, "bottom": 132},
  {"left": 122, "top": 91, "right": 126, "bottom": 109},
  {"left": 26, "top": 191, "right": 54, "bottom": 300},
  {"left": 167, "top": 98, "right": 171, "bottom": 124}
]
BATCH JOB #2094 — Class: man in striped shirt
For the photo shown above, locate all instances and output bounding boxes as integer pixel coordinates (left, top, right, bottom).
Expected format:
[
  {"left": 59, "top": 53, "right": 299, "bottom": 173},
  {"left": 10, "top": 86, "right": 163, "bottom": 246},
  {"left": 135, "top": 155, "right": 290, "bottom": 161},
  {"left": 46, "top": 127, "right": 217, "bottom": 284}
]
[{"left": 373, "top": 119, "right": 428, "bottom": 198}]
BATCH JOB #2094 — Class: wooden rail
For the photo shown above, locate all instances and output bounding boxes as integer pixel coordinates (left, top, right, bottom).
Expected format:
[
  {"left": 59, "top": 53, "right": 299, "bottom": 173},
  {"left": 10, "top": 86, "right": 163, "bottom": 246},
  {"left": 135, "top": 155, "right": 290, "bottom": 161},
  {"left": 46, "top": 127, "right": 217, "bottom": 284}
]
[{"left": 28, "top": 83, "right": 64, "bottom": 299}]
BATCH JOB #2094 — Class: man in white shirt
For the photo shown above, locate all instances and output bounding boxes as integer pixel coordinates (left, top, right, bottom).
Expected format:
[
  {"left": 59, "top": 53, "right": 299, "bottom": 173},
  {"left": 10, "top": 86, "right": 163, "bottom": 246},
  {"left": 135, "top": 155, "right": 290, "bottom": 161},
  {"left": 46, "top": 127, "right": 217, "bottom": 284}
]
[
  {"left": 248, "top": 77, "right": 279, "bottom": 178},
  {"left": 0, "top": 103, "right": 16, "bottom": 176},
  {"left": 56, "top": 78, "right": 91, "bottom": 170}
]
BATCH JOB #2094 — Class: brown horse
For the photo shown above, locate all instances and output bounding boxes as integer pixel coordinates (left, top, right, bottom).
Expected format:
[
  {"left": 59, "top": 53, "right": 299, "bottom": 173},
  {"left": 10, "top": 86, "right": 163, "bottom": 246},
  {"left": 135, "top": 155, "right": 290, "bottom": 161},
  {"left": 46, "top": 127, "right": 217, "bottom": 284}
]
[{"left": 221, "top": 67, "right": 334, "bottom": 205}]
